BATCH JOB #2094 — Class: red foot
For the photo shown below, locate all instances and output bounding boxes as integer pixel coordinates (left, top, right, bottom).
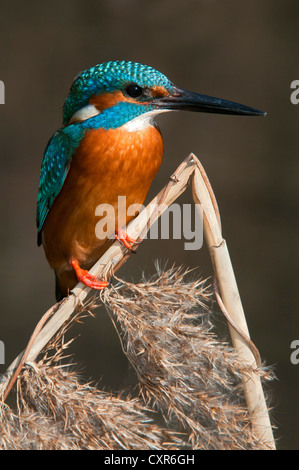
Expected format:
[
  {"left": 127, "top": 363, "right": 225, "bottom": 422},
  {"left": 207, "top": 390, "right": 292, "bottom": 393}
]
[
  {"left": 70, "top": 258, "right": 109, "bottom": 290},
  {"left": 115, "top": 228, "right": 138, "bottom": 251}
]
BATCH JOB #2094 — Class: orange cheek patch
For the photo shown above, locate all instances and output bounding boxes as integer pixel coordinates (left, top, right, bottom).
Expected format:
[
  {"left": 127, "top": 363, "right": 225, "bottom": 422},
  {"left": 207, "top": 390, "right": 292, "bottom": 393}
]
[
  {"left": 89, "top": 91, "right": 126, "bottom": 111},
  {"left": 89, "top": 86, "right": 170, "bottom": 112},
  {"left": 89, "top": 90, "right": 140, "bottom": 111},
  {"left": 151, "top": 86, "right": 169, "bottom": 97}
]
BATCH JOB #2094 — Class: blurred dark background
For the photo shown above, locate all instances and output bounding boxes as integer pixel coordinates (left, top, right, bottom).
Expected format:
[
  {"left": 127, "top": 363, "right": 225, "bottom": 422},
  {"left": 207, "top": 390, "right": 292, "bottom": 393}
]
[{"left": 0, "top": 0, "right": 298, "bottom": 449}]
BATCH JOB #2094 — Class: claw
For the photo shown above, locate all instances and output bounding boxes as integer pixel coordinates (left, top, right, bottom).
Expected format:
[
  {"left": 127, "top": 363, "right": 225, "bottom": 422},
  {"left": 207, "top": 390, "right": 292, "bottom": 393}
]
[
  {"left": 115, "top": 228, "right": 138, "bottom": 252},
  {"left": 70, "top": 258, "right": 109, "bottom": 290}
]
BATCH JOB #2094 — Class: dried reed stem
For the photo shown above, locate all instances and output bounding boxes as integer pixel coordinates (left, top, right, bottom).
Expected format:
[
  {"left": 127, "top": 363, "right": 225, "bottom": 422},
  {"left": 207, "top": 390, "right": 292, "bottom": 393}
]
[
  {"left": 0, "top": 153, "right": 275, "bottom": 449},
  {"left": 191, "top": 157, "right": 275, "bottom": 449}
]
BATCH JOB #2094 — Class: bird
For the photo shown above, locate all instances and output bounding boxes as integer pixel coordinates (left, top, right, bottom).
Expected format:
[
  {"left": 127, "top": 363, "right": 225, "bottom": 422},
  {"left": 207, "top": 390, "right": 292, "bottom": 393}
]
[{"left": 36, "top": 60, "right": 265, "bottom": 300}]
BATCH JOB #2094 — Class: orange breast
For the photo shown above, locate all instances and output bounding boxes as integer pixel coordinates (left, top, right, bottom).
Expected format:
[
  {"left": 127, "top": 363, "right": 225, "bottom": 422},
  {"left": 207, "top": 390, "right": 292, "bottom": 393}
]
[{"left": 42, "top": 124, "right": 164, "bottom": 285}]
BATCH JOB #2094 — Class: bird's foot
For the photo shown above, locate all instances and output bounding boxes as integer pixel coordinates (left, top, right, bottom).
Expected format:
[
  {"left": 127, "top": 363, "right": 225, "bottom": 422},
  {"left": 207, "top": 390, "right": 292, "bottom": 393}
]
[
  {"left": 115, "top": 228, "right": 139, "bottom": 253},
  {"left": 70, "top": 258, "right": 109, "bottom": 290}
]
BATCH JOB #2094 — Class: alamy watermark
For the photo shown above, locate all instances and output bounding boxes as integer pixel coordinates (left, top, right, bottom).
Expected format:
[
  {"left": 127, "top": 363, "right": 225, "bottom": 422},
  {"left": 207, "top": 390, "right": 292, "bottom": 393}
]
[
  {"left": 290, "top": 80, "right": 299, "bottom": 105},
  {"left": 290, "top": 340, "right": 299, "bottom": 365},
  {"left": 0, "top": 80, "right": 4, "bottom": 104},
  {"left": 95, "top": 197, "right": 203, "bottom": 250},
  {"left": 0, "top": 340, "right": 4, "bottom": 364}
]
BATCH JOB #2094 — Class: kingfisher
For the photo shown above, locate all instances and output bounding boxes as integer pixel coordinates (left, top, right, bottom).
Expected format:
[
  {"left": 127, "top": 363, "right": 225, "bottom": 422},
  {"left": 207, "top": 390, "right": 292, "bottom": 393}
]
[{"left": 36, "top": 60, "right": 265, "bottom": 300}]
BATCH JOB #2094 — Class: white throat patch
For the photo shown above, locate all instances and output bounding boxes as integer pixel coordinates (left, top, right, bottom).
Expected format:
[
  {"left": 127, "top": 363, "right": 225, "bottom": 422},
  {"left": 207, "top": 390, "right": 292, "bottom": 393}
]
[{"left": 121, "top": 109, "right": 169, "bottom": 132}]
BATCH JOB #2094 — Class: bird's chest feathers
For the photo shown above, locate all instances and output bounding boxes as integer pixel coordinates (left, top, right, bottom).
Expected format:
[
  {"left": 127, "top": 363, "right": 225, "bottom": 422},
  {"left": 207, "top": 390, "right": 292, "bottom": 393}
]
[{"left": 73, "top": 124, "right": 164, "bottom": 193}]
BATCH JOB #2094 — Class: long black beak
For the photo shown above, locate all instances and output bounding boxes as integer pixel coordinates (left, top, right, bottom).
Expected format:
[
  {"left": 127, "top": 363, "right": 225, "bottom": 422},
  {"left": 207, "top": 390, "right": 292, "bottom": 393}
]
[{"left": 153, "top": 87, "right": 266, "bottom": 116}]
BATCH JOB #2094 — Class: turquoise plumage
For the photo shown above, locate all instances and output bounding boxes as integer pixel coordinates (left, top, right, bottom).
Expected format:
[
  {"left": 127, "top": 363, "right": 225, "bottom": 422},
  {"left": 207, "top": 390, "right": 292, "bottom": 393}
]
[
  {"left": 37, "top": 126, "right": 84, "bottom": 242},
  {"left": 37, "top": 61, "right": 174, "bottom": 244},
  {"left": 63, "top": 60, "right": 173, "bottom": 124},
  {"left": 36, "top": 59, "right": 265, "bottom": 299}
]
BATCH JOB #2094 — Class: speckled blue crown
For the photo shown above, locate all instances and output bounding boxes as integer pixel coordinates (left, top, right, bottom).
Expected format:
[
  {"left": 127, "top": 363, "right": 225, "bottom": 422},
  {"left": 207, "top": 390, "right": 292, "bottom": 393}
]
[{"left": 63, "top": 60, "right": 174, "bottom": 125}]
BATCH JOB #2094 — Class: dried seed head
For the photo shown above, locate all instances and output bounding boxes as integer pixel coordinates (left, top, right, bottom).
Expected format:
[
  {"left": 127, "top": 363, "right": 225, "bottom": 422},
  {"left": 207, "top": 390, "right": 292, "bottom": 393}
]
[{"left": 0, "top": 263, "right": 274, "bottom": 450}]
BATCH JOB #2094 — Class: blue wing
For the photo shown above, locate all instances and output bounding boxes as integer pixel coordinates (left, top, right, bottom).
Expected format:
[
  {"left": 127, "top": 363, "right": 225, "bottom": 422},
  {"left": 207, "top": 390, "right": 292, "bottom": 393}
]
[{"left": 36, "top": 125, "right": 84, "bottom": 245}]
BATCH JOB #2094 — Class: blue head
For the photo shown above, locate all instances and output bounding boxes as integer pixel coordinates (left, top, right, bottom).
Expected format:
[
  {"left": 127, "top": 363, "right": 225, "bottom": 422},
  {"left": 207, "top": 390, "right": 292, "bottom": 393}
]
[
  {"left": 63, "top": 60, "right": 266, "bottom": 129},
  {"left": 63, "top": 61, "right": 176, "bottom": 126}
]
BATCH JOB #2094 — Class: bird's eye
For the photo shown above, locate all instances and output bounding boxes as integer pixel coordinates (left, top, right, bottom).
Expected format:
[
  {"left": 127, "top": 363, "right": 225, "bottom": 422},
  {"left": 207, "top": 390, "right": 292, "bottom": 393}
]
[{"left": 125, "top": 83, "right": 143, "bottom": 98}]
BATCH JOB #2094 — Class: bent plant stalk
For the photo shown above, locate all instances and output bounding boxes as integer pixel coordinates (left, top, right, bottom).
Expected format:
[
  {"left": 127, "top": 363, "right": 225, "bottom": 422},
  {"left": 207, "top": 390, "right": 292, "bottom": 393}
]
[{"left": 0, "top": 153, "right": 275, "bottom": 449}]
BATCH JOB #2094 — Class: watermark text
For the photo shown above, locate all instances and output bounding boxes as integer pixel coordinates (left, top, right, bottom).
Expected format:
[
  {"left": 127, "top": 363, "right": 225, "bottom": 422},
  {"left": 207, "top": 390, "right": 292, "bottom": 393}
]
[
  {"left": 95, "top": 197, "right": 203, "bottom": 250},
  {"left": 0, "top": 340, "right": 4, "bottom": 364},
  {"left": 290, "top": 340, "right": 299, "bottom": 364},
  {"left": 0, "top": 80, "right": 4, "bottom": 104},
  {"left": 290, "top": 80, "right": 299, "bottom": 104}
]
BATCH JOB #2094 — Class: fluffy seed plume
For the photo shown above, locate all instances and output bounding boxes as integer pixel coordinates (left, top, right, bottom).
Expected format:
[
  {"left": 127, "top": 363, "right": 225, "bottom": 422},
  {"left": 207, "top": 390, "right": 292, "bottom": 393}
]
[
  {"left": 0, "top": 263, "right": 274, "bottom": 450},
  {"left": 103, "top": 263, "right": 274, "bottom": 449}
]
